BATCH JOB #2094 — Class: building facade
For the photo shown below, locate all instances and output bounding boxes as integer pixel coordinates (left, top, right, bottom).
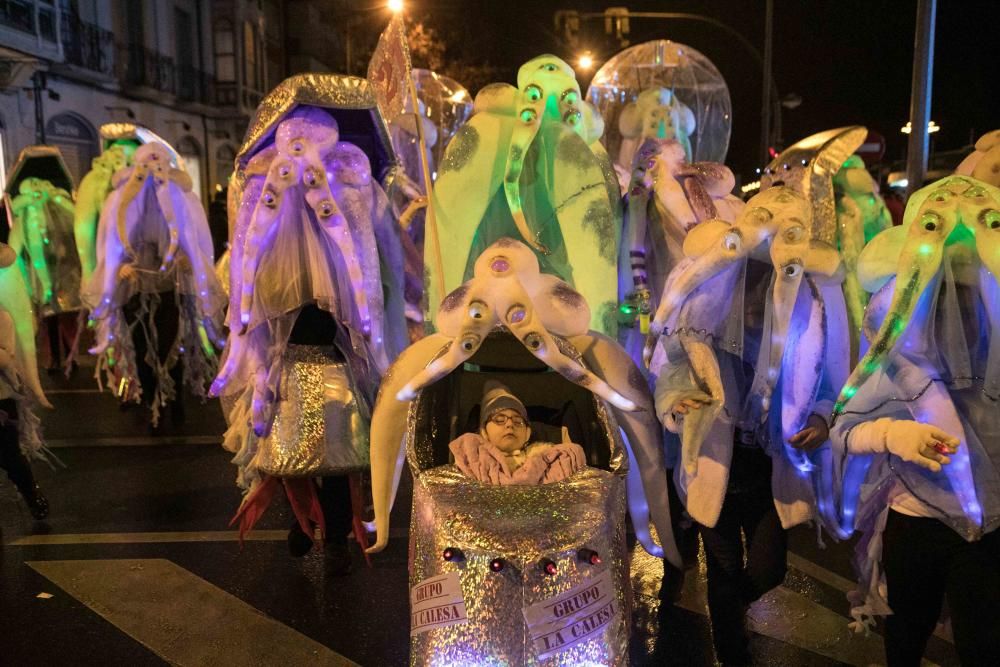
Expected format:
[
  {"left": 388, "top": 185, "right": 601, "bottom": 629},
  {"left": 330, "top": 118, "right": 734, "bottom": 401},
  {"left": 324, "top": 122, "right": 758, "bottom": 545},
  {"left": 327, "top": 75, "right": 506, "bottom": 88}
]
[{"left": 0, "top": 0, "right": 336, "bottom": 205}]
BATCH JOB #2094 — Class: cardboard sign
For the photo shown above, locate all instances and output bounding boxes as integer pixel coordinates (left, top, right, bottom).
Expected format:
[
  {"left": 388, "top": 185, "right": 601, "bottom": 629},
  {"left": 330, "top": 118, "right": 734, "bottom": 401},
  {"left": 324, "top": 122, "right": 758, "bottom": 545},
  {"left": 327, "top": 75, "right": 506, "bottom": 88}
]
[
  {"left": 410, "top": 572, "right": 468, "bottom": 636},
  {"left": 522, "top": 569, "right": 616, "bottom": 660}
]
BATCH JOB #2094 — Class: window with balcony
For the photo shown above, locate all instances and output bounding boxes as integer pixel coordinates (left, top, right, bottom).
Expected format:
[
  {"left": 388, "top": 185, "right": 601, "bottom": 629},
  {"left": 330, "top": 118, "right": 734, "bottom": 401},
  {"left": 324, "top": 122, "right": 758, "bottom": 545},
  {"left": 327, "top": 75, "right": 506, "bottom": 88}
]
[
  {"left": 175, "top": 7, "right": 196, "bottom": 101},
  {"left": 1, "top": 0, "right": 57, "bottom": 41},
  {"left": 214, "top": 20, "right": 234, "bottom": 81},
  {"left": 1, "top": 1, "right": 36, "bottom": 33}
]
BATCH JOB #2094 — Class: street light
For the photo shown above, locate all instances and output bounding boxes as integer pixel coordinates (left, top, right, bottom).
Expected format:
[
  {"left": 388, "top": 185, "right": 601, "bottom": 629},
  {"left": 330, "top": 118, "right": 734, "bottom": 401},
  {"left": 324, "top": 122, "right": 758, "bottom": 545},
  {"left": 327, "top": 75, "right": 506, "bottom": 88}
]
[
  {"left": 578, "top": 52, "right": 595, "bottom": 71},
  {"left": 387, "top": 0, "right": 404, "bottom": 12},
  {"left": 901, "top": 120, "right": 940, "bottom": 134}
]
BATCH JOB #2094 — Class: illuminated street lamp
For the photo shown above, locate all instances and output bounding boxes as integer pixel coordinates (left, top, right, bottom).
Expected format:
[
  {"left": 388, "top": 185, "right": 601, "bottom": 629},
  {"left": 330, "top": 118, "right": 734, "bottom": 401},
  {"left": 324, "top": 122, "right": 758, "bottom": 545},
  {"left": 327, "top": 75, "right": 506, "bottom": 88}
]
[
  {"left": 387, "top": 0, "right": 404, "bottom": 12},
  {"left": 901, "top": 120, "right": 940, "bottom": 134},
  {"left": 577, "top": 52, "right": 595, "bottom": 71}
]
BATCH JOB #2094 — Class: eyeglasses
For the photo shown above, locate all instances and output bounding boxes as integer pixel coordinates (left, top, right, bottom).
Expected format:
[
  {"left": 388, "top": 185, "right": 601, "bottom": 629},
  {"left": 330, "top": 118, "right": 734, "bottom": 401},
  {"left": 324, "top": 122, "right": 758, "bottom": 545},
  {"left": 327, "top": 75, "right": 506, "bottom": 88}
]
[{"left": 488, "top": 413, "right": 527, "bottom": 428}]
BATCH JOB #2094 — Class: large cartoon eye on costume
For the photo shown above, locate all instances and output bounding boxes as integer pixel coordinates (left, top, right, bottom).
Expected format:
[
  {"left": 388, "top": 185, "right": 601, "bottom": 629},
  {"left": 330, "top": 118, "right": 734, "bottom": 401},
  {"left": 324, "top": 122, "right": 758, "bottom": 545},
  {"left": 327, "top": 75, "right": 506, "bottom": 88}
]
[
  {"left": 782, "top": 224, "right": 806, "bottom": 243},
  {"left": 980, "top": 209, "right": 1000, "bottom": 230},
  {"left": 506, "top": 304, "right": 527, "bottom": 324},
  {"left": 564, "top": 110, "right": 582, "bottom": 127},
  {"left": 781, "top": 262, "right": 804, "bottom": 278},
  {"left": 460, "top": 333, "right": 481, "bottom": 352},
  {"left": 921, "top": 212, "right": 942, "bottom": 231},
  {"left": 750, "top": 207, "right": 773, "bottom": 226},
  {"left": 525, "top": 84, "right": 542, "bottom": 102},
  {"left": 468, "top": 300, "right": 487, "bottom": 319},
  {"left": 723, "top": 230, "right": 742, "bottom": 252},
  {"left": 928, "top": 188, "right": 953, "bottom": 203},
  {"left": 522, "top": 332, "right": 544, "bottom": 351},
  {"left": 520, "top": 108, "right": 537, "bottom": 124},
  {"left": 964, "top": 185, "right": 988, "bottom": 200},
  {"left": 560, "top": 89, "right": 578, "bottom": 105}
]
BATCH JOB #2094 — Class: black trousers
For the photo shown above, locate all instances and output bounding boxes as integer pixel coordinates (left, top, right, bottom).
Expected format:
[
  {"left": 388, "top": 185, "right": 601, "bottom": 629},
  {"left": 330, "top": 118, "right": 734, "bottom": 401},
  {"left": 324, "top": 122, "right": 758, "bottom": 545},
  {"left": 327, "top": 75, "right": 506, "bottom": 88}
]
[
  {"left": 698, "top": 447, "right": 788, "bottom": 664},
  {"left": 0, "top": 399, "right": 35, "bottom": 496},
  {"left": 318, "top": 475, "right": 353, "bottom": 545},
  {"left": 882, "top": 510, "right": 1000, "bottom": 666}
]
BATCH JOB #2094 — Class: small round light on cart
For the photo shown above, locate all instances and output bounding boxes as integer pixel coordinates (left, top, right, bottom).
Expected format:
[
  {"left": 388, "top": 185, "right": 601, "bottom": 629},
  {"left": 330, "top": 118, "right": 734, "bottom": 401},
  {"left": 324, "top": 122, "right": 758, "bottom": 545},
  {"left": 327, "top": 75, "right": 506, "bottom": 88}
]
[
  {"left": 489, "top": 558, "right": 506, "bottom": 573},
  {"left": 539, "top": 558, "right": 557, "bottom": 576},
  {"left": 442, "top": 547, "right": 465, "bottom": 562},
  {"left": 577, "top": 548, "right": 602, "bottom": 565}
]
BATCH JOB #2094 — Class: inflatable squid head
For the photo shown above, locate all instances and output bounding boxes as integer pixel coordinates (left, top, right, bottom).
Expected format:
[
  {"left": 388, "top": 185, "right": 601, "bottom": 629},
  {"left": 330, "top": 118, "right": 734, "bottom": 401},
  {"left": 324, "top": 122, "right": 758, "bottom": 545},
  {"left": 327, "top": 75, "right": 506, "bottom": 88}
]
[
  {"left": 834, "top": 175, "right": 1000, "bottom": 415},
  {"left": 232, "top": 107, "right": 374, "bottom": 335},
  {"left": 0, "top": 238, "right": 51, "bottom": 408},
  {"left": 619, "top": 87, "right": 697, "bottom": 161},
  {"left": 465, "top": 54, "right": 606, "bottom": 253},
  {"left": 648, "top": 185, "right": 843, "bottom": 474}
]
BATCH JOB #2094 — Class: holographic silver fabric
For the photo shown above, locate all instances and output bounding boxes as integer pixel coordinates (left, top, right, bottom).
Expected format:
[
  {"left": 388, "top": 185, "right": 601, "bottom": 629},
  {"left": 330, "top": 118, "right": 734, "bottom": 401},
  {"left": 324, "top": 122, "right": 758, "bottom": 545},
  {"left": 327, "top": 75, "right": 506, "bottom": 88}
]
[
  {"left": 252, "top": 345, "right": 369, "bottom": 477},
  {"left": 409, "top": 466, "right": 629, "bottom": 666}
]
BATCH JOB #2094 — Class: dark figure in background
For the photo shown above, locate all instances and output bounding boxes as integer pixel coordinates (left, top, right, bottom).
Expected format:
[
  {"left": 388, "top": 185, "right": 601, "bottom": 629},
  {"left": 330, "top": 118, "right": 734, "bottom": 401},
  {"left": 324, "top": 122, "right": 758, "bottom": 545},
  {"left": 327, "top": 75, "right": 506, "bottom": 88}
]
[{"left": 0, "top": 398, "right": 48, "bottom": 519}]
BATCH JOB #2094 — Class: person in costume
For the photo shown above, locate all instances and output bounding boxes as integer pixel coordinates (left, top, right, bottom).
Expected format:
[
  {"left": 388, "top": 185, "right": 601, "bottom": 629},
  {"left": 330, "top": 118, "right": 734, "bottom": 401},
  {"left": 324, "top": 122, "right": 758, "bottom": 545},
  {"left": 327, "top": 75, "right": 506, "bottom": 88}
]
[
  {"left": 213, "top": 74, "right": 407, "bottom": 574},
  {"left": 0, "top": 240, "right": 54, "bottom": 519},
  {"left": 82, "top": 141, "right": 225, "bottom": 426},
  {"left": 828, "top": 174, "right": 1000, "bottom": 665},
  {"left": 3, "top": 147, "right": 83, "bottom": 372},
  {"left": 448, "top": 380, "right": 586, "bottom": 485},
  {"left": 426, "top": 55, "right": 622, "bottom": 335},
  {"left": 647, "top": 128, "right": 864, "bottom": 663}
]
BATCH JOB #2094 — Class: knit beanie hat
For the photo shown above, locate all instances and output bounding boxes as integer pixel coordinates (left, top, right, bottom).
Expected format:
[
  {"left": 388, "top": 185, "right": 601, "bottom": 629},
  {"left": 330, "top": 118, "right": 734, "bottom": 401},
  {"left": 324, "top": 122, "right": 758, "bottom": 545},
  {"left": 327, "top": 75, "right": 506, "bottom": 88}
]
[{"left": 480, "top": 380, "right": 528, "bottom": 428}]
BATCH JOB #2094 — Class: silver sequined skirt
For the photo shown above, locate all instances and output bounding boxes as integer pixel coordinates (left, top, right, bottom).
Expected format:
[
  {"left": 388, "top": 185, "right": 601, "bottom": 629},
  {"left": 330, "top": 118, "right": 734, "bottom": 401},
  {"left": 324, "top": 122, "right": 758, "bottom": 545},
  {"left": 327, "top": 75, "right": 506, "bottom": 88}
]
[{"left": 252, "top": 344, "right": 369, "bottom": 477}]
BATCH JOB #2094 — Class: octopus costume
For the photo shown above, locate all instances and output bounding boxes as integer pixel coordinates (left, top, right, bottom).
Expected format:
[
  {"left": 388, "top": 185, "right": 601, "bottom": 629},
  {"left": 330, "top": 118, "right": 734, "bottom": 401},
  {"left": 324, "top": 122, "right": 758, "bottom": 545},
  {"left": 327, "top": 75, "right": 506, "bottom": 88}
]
[
  {"left": 617, "top": 135, "right": 743, "bottom": 365},
  {"left": 0, "top": 239, "right": 53, "bottom": 519},
  {"left": 212, "top": 74, "right": 407, "bottom": 554},
  {"left": 74, "top": 124, "right": 183, "bottom": 287},
  {"left": 82, "top": 141, "right": 225, "bottom": 425},
  {"left": 829, "top": 175, "right": 1000, "bottom": 664},
  {"left": 647, "top": 128, "right": 866, "bottom": 663},
  {"left": 427, "top": 55, "right": 622, "bottom": 335},
  {"left": 2, "top": 147, "right": 82, "bottom": 371},
  {"left": 367, "top": 238, "right": 680, "bottom": 665}
]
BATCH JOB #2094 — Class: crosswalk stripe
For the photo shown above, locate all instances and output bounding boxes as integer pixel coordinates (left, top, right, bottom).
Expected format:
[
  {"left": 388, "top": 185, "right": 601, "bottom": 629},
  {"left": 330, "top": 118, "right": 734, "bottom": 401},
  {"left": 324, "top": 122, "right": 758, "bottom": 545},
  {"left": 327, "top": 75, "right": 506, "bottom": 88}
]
[
  {"left": 47, "top": 436, "right": 221, "bottom": 448},
  {"left": 28, "top": 559, "right": 359, "bottom": 666},
  {"left": 7, "top": 530, "right": 287, "bottom": 546}
]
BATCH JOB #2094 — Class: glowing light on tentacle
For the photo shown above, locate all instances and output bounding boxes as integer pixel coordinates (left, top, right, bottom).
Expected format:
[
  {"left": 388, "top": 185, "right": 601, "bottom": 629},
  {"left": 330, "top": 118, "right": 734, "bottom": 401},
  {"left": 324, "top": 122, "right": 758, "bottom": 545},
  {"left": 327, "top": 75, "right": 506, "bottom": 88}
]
[
  {"left": 833, "top": 225, "right": 946, "bottom": 416},
  {"left": 777, "top": 277, "right": 826, "bottom": 473},
  {"left": 502, "top": 93, "right": 546, "bottom": 253},
  {"left": 17, "top": 197, "right": 54, "bottom": 303}
]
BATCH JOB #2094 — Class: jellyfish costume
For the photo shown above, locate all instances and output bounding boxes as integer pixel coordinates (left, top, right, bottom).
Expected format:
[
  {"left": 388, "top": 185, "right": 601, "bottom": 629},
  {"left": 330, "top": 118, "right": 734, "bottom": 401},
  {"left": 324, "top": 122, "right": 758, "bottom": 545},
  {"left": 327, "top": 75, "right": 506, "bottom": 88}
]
[
  {"left": 828, "top": 176, "right": 1000, "bottom": 660},
  {"left": 2, "top": 147, "right": 82, "bottom": 370},
  {"left": 211, "top": 74, "right": 407, "bottom": 548},
  {"left": 81, "top": 141, "right": 225, "bottom": 425},
  {"left": 0, "top": 237, "right": 55, "bottom": 517}
]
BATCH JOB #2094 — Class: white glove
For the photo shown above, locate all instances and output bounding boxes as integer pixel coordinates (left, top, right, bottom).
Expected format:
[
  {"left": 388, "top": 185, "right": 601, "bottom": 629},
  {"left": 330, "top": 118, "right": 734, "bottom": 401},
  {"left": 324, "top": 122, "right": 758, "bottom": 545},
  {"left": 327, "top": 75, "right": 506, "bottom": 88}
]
[{"left": 848, "top": 418, "right": 959, "bottom": 473}]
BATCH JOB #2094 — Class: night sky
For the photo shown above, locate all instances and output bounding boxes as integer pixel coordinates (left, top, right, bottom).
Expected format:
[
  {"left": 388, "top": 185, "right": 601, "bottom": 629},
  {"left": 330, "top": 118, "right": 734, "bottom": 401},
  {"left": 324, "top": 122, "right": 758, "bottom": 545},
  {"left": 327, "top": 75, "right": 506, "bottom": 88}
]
[{"left": 391, "top": 0, "right": 997, "bottom": 183}]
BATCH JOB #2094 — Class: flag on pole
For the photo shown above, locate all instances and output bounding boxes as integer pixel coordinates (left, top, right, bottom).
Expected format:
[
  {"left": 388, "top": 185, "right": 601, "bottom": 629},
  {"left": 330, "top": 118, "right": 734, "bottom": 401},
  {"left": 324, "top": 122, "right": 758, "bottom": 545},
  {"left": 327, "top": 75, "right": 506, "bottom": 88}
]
[{"left": 367, "top": 14, "right": 411, "bottom": 123}]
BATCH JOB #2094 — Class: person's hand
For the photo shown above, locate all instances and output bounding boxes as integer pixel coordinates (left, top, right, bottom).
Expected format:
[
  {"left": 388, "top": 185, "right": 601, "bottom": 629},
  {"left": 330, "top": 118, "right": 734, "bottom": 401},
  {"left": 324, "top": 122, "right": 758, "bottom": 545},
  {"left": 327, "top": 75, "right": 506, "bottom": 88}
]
[
  {"left": 670, "top": 392, "right": 713, "bottom": 417},
  {"left": 507, "top": 454, "right": 547, "bottom": 485},
  {"left": 118, "top": 263, "right": 137, "bottom": 283},
  {"left": 538, "top": 428, "right": 587, "bottom": 482},
  {"left": 789, "top": 413, "right": 829, "bottom": 452},
  {"left": 449, "top": 434, "right": 511, "bottom": 484},
  {"left": 885, "top": 421, "right": 960, "bottom": 473}
]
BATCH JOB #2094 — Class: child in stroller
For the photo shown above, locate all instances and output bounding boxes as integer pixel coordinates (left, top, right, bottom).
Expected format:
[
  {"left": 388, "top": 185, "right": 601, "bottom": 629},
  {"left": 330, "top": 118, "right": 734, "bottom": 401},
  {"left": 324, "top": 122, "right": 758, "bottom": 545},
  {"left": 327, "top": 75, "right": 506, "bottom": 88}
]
[{"left": 449, "top": 380, "right": 586, "bottom": 486}]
